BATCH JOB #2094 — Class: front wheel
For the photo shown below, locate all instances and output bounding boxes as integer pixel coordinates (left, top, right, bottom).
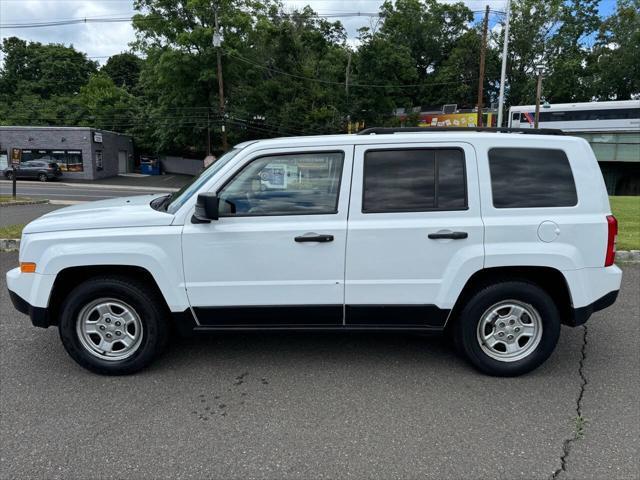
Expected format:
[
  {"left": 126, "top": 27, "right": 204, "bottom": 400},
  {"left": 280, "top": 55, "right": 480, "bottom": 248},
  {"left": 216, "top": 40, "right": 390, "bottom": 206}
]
[
  {"left": 58, "top": 276, "right": 169, "bottom": 375},
  {"left": 454, "top": 281, "right": 561, "bottom": 376}
]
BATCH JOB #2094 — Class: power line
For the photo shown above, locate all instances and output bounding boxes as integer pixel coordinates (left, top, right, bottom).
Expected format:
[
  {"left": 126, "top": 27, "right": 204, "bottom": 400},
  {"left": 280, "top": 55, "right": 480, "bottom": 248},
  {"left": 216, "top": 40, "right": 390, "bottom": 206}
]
[
  {"left": 0, "top": 8, "right": 499, "bottom": 29},
  {"left": 226, "top": 51, "right": 477, "bottom": 89}
]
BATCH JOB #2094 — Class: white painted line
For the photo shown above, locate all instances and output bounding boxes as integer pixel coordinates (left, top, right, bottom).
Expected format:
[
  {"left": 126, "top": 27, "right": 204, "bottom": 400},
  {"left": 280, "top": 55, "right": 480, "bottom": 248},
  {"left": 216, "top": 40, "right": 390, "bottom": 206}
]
[{"left": 49, "top": 200, "right": 86, "bottom": 205}]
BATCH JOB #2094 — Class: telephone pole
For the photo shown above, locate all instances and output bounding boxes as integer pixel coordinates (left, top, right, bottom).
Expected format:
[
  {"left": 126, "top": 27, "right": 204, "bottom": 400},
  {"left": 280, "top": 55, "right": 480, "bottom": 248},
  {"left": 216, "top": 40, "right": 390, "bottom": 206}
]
[
  {"left": 497, "top": 0, "right": 511, "bottom": 127},
  {"left": 213, "top": 7, "right": 228, "bottom": 151},
  {"left": 534, "top": 64, "right": 546, "bottom": 128},
  {"left": 476, "top": 5, "right": 490, "bottom": 127}
]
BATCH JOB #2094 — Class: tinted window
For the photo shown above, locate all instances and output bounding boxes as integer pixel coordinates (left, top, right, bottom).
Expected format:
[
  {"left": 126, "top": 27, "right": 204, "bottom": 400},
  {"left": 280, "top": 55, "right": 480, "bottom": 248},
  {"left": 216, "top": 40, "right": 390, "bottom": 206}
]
[
  {"left": 362, "top": 149, "right": 466, "bottom": 213},
  {"left": 218, "top": 152, "right": 344, "bottom": 216},
  {"left": 489, "top": 148, "right": 577, "bottom": 208}
]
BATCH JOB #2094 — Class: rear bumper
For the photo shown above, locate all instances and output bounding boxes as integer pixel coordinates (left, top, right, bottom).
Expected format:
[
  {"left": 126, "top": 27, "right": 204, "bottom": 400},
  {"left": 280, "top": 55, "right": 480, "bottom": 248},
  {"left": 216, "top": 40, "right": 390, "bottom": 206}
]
[
  {"left": 8, "top": 290, "right": 51, "bottom": 328},
  {"left": 567, "top": 289, "right": 619, "bottom": 327}
]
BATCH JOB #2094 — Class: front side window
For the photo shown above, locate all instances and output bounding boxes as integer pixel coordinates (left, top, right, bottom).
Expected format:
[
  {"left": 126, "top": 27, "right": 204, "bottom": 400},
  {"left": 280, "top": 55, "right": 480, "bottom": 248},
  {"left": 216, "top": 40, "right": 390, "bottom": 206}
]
[
  {"left": 489, "top": 148, "right": 578, "bottom": 208},
  {"left": 218, "top": 152, "right": 344, "bottom": 216},
  {"left": 362, "top": 148, "right": 467, "bottom": 213}
]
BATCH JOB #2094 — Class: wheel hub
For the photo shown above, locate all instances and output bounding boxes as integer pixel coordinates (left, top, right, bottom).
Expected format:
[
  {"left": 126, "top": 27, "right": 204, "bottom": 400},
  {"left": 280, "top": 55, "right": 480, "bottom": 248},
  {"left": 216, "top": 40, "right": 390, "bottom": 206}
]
[
  {"left": 476, "top": 300, "right": 543, "bottom": 362},
  {"left": 76, "top": 298, "right": 143, "bottom": 361}
]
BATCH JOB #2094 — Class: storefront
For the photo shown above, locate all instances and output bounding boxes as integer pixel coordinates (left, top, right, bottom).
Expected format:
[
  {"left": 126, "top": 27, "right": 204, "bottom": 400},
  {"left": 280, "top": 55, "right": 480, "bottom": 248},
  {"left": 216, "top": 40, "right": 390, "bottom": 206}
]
[{"left": 0, "top": 127, "right": 134, "bottom": 180}]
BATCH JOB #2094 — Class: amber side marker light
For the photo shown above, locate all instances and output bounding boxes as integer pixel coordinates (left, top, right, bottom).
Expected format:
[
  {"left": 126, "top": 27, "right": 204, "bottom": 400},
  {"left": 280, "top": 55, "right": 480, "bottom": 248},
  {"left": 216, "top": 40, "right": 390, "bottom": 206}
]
[{"left": 20, "top": 262, "right": 37, "bottom": 273}]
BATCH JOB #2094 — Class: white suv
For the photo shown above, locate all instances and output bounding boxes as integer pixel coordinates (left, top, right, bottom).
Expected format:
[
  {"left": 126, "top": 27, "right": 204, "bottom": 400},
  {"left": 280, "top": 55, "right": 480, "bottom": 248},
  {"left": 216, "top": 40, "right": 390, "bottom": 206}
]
[{"left": 6, "top": 128, "right": 622, "bottom": 376}]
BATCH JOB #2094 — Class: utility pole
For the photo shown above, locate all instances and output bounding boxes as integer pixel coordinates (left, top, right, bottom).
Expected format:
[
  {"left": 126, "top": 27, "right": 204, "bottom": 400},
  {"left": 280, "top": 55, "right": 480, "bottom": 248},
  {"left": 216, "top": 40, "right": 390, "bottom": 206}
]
[
  {"left": 497, "top": 0, "right": 511, "bottom": 127},
  {"left": 534, "top": 64, "right": 545, "bottom": 128},
  {"left": 206, "top": 110, "right": 211, "bottom": 156},
  {"left": 345, "top": 52, "right": 352, "bottom": 133},
  {"left": 213, "top": 7, "right": 228, "bottom": 151},
  {"left": 345, "top": 51, "right": 352, "bottom": 97},
  {"left": 476, "top": 5, "right": 490, "bottom": 127}
]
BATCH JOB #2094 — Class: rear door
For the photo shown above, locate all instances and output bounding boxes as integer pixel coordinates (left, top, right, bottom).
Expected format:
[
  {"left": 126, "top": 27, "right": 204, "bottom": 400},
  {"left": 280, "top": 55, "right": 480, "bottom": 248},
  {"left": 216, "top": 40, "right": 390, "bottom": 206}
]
[{"left": 344, "top": 142, "right": 484, "bottom": 328}]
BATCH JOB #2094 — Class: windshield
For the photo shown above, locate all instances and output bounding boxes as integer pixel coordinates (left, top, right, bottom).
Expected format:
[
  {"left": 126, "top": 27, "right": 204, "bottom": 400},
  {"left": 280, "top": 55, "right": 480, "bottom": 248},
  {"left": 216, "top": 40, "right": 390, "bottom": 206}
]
[{"left": 166, "top": 147, "right": 244, "bottom": 214}]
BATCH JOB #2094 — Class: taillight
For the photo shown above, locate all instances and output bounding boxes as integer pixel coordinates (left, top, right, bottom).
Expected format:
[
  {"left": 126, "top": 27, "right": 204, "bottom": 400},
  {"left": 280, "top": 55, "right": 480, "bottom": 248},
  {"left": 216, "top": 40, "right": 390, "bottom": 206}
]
[{"left": 605, "top": 215, "right": 618, "bottom": 267}]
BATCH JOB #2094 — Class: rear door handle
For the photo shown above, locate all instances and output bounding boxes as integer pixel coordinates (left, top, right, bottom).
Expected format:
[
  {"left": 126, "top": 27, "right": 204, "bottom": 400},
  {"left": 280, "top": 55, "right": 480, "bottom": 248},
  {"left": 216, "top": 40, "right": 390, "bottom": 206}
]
[
  {"left": 295, "top": 233, "right": 334, "bottom": 243},
  {"left": 428, "top": 231, "right": 468, "bottom": 240}
]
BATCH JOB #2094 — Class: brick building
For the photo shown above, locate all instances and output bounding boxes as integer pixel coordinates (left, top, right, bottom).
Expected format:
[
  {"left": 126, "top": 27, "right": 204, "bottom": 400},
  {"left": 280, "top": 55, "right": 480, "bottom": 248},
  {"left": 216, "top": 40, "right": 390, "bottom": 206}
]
[{"left": 0, "top": 126, "right": 134, "bottom": 180}]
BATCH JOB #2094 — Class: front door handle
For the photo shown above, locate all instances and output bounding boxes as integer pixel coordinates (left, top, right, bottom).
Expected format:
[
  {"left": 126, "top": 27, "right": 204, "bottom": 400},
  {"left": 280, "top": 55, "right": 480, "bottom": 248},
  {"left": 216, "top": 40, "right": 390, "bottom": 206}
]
[
  {"left": 428, "top": 231, "right": 468, "bottom": 240},
  {"left": 295, "top": 233, "right": 334, "bottom": 243}
]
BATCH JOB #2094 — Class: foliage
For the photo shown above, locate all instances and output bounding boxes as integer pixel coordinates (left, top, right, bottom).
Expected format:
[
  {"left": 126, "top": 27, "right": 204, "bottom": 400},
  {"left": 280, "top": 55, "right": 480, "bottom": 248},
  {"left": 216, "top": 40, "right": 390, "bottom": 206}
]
[
  {"left": 101, "top": 53, "right": 144, "bottom": 91},
  {"left": 0, "top": 0, "right": 638, "bottom": 156}
]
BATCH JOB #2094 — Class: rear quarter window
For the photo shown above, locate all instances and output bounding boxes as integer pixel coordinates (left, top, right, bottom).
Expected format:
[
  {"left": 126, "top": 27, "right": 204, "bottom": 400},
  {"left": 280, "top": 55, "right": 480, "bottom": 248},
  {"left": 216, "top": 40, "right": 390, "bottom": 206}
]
[{"left": 488, "top": 148, "right": 578, "bottom": 208}]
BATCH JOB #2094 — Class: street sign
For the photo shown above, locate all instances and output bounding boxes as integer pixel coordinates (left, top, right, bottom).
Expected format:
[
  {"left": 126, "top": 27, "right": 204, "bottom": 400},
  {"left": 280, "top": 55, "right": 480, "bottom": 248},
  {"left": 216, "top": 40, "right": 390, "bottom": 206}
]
[
  {"left": 93, "top": 132, "right": 103, "bottom": 143},
  {"left": 10, "top": 148, "right": 21, "bottom": 167}
]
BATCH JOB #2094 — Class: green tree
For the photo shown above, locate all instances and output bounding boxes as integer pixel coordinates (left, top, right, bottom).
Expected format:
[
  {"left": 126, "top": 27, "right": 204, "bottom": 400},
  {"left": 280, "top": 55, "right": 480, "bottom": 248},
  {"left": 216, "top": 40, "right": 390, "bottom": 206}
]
[
  {"left": 101, "top": 52, "right": 144, "bottom": 91},
  {"left": 0, "top": 37, "right": 97, "bottom": 99},
  {"left": 75, "top": 74, "right": 140, "bottom": 132},
  {"left": 589, "top": 0, "right": 640, "bottom": 100}
]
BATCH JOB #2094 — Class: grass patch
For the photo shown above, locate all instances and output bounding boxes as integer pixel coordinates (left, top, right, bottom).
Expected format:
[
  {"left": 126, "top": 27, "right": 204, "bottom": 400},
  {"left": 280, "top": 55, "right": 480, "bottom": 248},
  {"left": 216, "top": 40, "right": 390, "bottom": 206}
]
[
  {"left": 0, "top": 224, "right": 25, "bottom": 239},
  {"left": 0, "top": 195, "right": 32, "bottom": 204},
  {"left": 610, "top": 196, "right": 640, "bottom": 251}
]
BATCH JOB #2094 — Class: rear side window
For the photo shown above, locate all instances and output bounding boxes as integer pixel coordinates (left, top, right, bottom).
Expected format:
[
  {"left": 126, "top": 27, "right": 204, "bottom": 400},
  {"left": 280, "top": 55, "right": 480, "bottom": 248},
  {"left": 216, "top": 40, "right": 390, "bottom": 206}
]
[
  {"left": 488, "top": 148, "right": 577, "bottom": 208},
  {"left": 363, "top": 148, "right": 467, "bottom": 213}
]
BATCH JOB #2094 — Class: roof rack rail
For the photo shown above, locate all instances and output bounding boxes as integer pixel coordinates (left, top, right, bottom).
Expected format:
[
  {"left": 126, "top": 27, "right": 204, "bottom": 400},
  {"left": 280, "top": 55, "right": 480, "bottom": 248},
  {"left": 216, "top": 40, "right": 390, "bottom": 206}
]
[{"left": 357, "top": 127, "right": 565, "bottom": 135}]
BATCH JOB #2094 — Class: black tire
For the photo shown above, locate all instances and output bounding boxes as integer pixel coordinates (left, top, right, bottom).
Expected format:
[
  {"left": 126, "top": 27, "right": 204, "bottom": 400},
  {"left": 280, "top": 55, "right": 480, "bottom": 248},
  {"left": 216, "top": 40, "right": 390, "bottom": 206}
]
[
  {"left": 453, "top": 281, "right": 561, "bottom": 377},
  {"left": 58, "top": 276, "right": 169, "bottom": 375},
  {"left": 38, "top": 173, "right": 48, "bottom": 182},
  {"left": 5, "top": 171, "right": 14, "bottom": 180}
]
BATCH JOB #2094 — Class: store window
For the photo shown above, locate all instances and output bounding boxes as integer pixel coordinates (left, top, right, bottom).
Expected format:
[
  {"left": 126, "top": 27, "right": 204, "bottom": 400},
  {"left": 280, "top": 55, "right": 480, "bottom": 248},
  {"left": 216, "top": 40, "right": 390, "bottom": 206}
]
[
  {"left": 17, "top": 149, "right": 83, "bottom": 172},
  {"left": 0, "top": 151, "right": 7, "bottom": 170},
  {"left": 66, "top": 151, "right": 83, "bottom": 172}
]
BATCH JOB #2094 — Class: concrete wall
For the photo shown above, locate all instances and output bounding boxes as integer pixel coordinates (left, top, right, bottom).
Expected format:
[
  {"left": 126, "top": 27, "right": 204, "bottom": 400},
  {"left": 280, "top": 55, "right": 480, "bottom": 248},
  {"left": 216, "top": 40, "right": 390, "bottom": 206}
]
[
  {"left": 160, "top": 156, "right": 204, "bottom": 176},
  {"left": 0, "top": 127, "right": 133, "bottom": 180}
]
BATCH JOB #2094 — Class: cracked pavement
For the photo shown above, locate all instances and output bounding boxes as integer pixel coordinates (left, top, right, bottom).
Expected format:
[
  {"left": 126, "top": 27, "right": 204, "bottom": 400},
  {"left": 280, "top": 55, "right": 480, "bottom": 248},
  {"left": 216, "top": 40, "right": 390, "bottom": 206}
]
[{"left": 1, "top": 251, "right": 638, "bottom": 480}]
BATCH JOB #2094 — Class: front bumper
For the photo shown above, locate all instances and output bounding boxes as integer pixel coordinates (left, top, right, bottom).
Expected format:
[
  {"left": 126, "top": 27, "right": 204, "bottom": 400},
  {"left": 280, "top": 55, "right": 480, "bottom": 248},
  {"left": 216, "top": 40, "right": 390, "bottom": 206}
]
[
  {"left": 6, "top": 267, "right": 56, "bottom": 328},
  {"left": 8, "top": 290, "right": 51, "bottom": 328}
]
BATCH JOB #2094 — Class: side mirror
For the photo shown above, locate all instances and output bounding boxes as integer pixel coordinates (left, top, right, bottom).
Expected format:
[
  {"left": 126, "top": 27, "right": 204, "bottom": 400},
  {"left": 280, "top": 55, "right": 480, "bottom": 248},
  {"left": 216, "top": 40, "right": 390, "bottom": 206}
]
[{"left": 192, "top": 193, "right": 219, "bottom": 223}]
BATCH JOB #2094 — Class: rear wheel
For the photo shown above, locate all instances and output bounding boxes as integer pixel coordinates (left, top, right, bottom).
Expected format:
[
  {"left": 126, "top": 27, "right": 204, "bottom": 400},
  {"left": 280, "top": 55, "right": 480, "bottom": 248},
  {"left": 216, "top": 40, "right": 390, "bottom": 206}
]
[
  {"left": 58, "top": 276, "right": 169, "bottom": 375},
  {"left": 5, "top": 171, "right": 14, "bottom": 180},
  {"left": 454, "top": 281, "right": 561, "bottom": 376},
  {"left": 38, "top": 173, "right": 48, "bottom": 182}
]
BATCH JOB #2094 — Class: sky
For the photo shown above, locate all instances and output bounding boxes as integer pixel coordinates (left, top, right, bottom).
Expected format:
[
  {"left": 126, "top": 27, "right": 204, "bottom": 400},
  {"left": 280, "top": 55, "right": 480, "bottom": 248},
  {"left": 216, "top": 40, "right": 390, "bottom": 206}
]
[{"left": 0, "top": 0, "right": 618, "bottom": 64}]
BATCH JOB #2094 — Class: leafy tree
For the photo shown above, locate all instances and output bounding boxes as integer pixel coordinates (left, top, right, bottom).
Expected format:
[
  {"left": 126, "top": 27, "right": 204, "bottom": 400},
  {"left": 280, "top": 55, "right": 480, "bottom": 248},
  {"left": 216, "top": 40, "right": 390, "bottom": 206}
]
[
  {"left": 0, "top": 37, "right": 97, "bottom": 99},
  {"left": 589, "top": 0, "right": 640, "bottom": 100},
  {"left": 101, "top": 52, "right": 144, "bottom": 91},
  {"left": 75, "top": 74, "right": 140, "bottom": 132}
]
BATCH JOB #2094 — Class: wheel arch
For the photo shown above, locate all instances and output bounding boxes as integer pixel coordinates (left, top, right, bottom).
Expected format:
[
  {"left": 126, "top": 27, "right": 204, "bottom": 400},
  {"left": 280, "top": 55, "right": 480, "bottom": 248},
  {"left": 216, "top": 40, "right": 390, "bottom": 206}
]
[
  {"left": 446, "top": 266, "right": 574, "bottom": 329},
  {"left": 47, "top": 265, "right": 171, "bottom": 326}
]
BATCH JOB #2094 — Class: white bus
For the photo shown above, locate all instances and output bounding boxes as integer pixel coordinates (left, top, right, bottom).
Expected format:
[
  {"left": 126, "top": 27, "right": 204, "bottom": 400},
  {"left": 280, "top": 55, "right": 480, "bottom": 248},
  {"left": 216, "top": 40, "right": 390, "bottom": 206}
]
[{"left": 508, "top": 100, "right": 640, "bottom": 132}]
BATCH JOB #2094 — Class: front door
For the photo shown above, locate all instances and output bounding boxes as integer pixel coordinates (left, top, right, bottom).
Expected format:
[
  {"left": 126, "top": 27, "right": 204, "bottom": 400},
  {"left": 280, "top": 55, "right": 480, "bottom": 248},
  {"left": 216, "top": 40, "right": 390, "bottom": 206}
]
[
  {"left": 344, "top": 142, "right": 484, "bottom": 328},
  {"left": 181, "top": 146, "right": 353, "bottom": 328},
  {"left": 118, "top": 151, "right": 127, "bottom": 173}
]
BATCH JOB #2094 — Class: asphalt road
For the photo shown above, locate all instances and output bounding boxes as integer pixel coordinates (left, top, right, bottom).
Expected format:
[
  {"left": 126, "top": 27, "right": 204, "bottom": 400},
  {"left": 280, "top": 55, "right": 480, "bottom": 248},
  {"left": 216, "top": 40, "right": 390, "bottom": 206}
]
[
  {"left": 0, "top": 252, "right": 638, "bottom": 480},
  {"left": 0, "top": 204, "right": 65, "bottom": 227},
  {"left": 0, "top": 180, "right": 174, "bottom": 202}
]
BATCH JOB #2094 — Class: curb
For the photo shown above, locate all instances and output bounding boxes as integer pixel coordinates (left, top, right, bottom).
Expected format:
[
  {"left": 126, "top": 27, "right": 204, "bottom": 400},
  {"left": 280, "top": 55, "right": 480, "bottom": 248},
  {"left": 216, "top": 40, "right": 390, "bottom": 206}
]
[
  {"left": 0, "top": 239, "right": 20, "bottom": 251},
  {"left": 1, "top": 238, "right": 639, "bottom": 262},
  {"left": 0, "top": 199, "right": 49, "bottom": 208}
]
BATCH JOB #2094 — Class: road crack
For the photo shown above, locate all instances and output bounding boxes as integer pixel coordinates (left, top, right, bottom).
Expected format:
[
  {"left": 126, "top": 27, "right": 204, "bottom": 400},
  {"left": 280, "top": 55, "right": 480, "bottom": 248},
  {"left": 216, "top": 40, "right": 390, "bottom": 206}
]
[{"left": 550, "top": 325, "right": 589, "bottom": 480}]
